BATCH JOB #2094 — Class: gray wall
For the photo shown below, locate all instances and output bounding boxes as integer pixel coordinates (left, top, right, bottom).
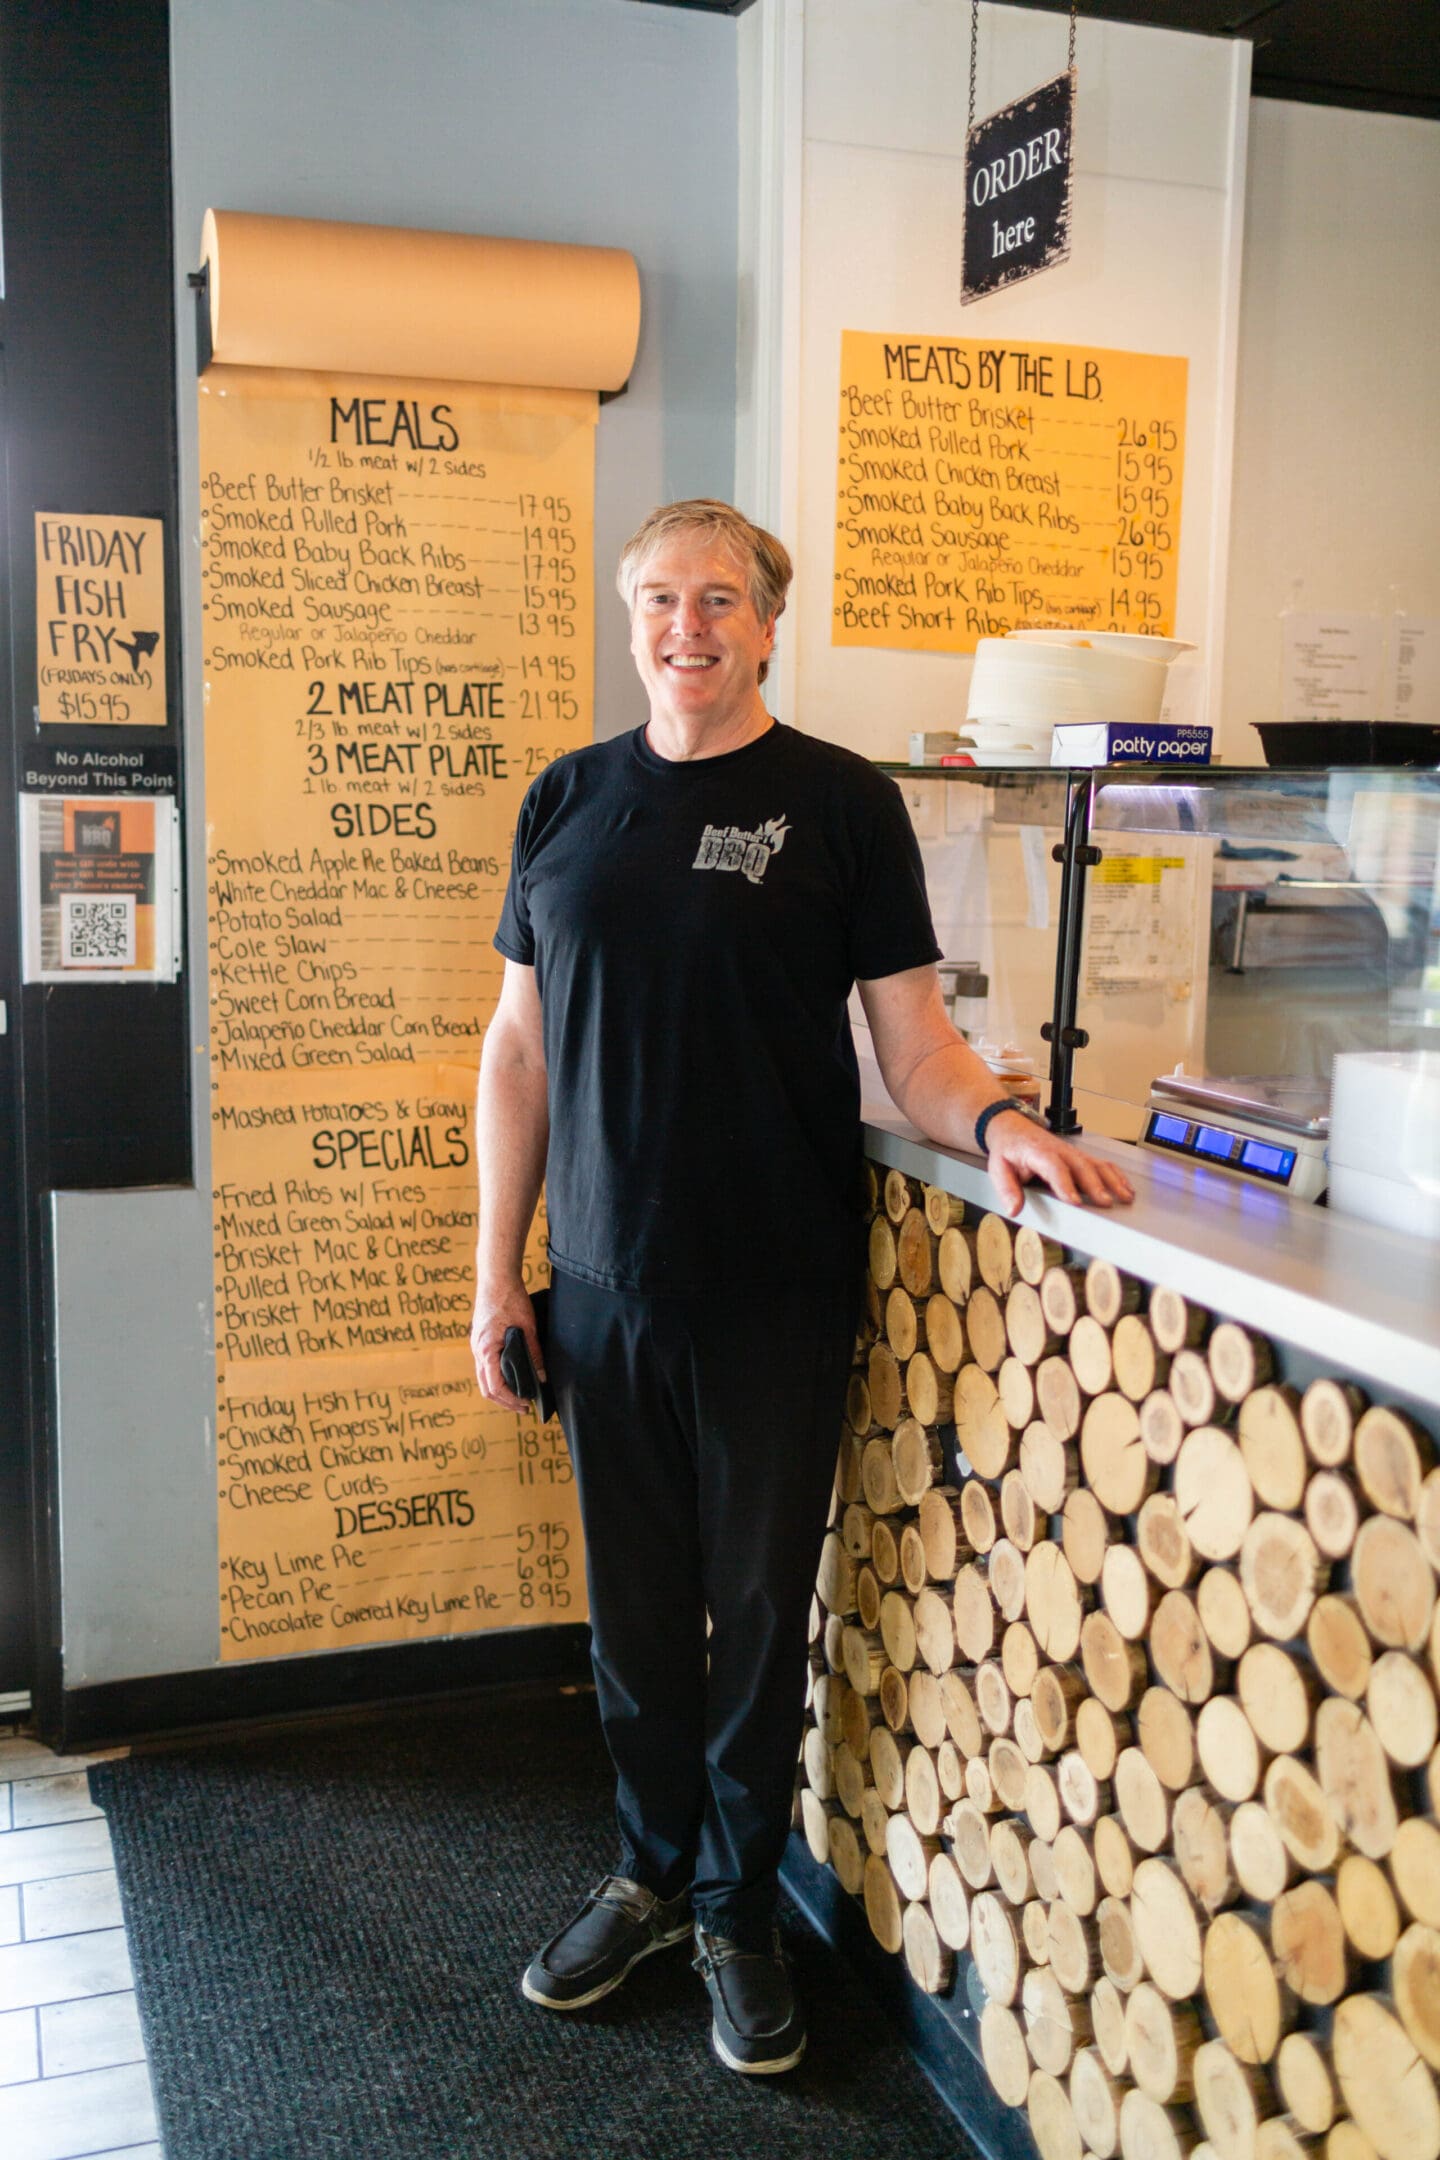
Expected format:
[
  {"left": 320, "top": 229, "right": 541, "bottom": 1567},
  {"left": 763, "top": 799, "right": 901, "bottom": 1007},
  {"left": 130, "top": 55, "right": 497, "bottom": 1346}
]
[{"left": 53, "top": 0, "right": 741, "bottom": 1686}]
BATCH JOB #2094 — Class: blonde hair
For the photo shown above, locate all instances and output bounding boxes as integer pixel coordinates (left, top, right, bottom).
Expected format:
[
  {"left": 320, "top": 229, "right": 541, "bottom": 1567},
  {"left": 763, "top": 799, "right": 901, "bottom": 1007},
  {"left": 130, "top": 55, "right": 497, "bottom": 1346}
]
[{"left": 616, "top": 499, "right": 793, "bottom": 683}]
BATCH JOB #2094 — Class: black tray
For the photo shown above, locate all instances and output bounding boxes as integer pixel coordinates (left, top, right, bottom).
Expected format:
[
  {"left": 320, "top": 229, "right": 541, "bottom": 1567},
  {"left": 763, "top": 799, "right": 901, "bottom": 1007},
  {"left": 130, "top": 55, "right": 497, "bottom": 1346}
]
[{"left": 1254, "top": 720, "right": 1440, "bottom": 768}]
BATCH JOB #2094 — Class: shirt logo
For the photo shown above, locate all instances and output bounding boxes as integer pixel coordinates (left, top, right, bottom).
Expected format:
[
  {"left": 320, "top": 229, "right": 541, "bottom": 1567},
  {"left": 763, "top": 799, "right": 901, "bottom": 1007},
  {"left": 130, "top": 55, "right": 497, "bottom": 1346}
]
[{"left": 692, "top": 815, "right": 790, "bottom": 887}]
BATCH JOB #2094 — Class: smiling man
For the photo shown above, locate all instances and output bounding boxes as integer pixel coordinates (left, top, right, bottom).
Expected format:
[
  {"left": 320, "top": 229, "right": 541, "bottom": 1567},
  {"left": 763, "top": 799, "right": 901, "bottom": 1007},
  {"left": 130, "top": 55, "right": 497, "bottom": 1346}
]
[{"left": 470, "top": 499, "right": 1129, "bottom": 2077}]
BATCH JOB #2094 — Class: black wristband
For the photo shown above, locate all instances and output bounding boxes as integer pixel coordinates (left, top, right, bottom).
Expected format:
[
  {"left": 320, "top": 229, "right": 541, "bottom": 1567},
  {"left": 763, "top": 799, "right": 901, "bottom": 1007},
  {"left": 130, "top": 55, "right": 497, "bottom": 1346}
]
[{"left": 974, "top": 1097, "right": 1032, "bottom": 1154}]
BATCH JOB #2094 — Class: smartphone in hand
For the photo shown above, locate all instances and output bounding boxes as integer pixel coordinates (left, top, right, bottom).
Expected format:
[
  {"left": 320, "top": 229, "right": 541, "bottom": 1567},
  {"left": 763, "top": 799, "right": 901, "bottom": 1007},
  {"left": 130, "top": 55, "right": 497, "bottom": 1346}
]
[{"left": 499, "top": 1287, "right": 555, "bottom": 1421}]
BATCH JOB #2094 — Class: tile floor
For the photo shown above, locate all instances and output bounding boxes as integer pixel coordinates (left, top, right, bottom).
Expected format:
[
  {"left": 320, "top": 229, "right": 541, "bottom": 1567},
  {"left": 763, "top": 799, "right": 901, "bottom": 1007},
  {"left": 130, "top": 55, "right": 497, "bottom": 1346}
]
[{"left": 0, "top": 1727, "right": 161, "bottom": 2160}]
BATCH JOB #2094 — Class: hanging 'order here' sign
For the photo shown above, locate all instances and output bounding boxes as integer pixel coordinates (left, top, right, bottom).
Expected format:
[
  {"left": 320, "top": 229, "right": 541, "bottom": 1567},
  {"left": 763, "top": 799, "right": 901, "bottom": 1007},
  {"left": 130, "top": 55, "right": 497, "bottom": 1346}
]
[
  {"left": 963, "top": 69, "right": 1075, "bottom": 305},
  {"left": 832, "top": 330, "right": 1188, "bottom": 655}
]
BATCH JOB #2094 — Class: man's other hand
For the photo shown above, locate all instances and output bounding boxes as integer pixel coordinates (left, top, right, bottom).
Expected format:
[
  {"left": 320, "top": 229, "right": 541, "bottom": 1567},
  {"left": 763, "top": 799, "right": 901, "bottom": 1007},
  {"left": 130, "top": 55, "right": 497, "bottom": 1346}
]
[
  {"left": 986, "top": 1114, "right": 1134, "bottom": 1218},
  {"left": 471, "top": 1278, "right": 545, "bottom": 1412}
]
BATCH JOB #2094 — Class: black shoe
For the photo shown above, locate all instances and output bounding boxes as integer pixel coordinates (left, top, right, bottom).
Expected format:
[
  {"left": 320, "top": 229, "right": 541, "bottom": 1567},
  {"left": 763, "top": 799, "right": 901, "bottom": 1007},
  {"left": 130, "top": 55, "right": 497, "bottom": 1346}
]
[
  {"left": 521, "top": 1876, "right": 692, "bottom": 2011},
  {"left": 693, "top": 1925, "right": 807, "bottom": 2075}
]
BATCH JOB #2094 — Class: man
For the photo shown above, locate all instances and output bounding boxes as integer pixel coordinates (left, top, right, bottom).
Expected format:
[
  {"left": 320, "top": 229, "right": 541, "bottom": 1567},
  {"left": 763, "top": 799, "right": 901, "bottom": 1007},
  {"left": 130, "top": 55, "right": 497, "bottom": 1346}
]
[{"left": 471, "top": 500, "right": 1131, "bottom": 2077}]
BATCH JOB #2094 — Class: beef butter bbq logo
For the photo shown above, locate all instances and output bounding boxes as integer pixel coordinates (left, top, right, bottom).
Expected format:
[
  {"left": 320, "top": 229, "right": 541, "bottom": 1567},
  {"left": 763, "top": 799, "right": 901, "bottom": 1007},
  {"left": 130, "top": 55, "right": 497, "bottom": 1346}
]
[{"left": 692, "top": 815, "right": 790, "bottom": 887}]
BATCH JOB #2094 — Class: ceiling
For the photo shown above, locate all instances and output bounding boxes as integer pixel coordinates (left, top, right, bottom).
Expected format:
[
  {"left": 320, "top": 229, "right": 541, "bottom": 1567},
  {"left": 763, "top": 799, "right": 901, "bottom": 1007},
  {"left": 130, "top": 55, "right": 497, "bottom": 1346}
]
[{"left": 631, "top": 2, "right": 1440, "bottom": 122}]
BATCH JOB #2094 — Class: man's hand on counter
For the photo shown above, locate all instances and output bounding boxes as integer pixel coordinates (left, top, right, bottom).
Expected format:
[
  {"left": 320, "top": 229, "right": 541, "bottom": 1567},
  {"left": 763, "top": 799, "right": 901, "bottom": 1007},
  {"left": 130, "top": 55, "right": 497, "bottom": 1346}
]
[{"left": 983, "top": 1109, "right": 1134, "bottom": 1218}]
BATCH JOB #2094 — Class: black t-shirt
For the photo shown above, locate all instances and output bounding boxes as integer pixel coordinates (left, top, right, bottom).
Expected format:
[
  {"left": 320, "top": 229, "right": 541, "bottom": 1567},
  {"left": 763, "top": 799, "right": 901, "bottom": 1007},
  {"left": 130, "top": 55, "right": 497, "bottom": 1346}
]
[{"left": 494, "top": 721, "right": 940, "bottom": 1293}]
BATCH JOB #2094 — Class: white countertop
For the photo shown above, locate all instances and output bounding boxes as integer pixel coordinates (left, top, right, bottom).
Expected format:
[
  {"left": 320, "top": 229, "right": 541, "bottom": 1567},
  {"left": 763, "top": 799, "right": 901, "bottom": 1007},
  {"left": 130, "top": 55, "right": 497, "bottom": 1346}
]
[{"left": 861, "top": 1086, "right": 1440, "bottom": 1410}]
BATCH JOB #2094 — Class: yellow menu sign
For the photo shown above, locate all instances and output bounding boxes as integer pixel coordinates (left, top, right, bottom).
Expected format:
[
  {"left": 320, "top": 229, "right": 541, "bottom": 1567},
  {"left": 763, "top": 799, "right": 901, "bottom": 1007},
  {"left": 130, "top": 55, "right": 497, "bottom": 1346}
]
[
  {"left": 35, "top": 512, "right": 166, "bottom": 725},
  {"left": 833, "top": 331, "right": 1187, "bottom": 654},
  {"left": 201, "top": 364, "right": 591, "bottom": 1661}
]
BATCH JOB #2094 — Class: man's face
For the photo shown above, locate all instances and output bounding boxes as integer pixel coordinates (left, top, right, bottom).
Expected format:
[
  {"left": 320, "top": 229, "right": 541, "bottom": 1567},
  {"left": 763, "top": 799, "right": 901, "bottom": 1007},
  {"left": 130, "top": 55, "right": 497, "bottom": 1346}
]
[{"left": 628, "top": 534, "right": 776, "bottom": 734}]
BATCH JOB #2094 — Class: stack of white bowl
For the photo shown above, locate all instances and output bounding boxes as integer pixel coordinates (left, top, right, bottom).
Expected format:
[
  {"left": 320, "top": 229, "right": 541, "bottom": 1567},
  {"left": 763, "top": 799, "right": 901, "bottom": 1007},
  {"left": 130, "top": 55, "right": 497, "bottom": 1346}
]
[{"left": 960, "top": 631, "right": 1193, "bottom": 765}]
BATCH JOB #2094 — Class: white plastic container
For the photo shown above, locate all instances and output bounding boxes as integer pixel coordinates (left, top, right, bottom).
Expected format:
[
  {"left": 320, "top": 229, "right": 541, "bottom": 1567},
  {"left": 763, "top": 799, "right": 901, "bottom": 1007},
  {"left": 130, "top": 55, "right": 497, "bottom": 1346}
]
[{"left": 1328, "top": 1050, "right": 1440, "bottom": 1241}]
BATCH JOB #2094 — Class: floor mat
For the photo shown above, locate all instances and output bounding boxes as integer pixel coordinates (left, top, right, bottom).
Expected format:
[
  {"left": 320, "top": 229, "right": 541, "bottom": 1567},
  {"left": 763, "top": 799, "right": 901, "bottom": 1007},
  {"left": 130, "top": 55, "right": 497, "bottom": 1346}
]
[{"left": 91, "top": 1685, "right": 968, "bottom": 2159}]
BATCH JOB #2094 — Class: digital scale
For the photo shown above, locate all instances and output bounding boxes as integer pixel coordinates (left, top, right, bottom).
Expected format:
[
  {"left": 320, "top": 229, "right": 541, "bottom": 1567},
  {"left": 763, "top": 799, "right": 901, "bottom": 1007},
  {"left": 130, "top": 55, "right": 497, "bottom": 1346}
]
[{"left": 1142, "top": 1071, "right": 1331, "bottom": 1203}]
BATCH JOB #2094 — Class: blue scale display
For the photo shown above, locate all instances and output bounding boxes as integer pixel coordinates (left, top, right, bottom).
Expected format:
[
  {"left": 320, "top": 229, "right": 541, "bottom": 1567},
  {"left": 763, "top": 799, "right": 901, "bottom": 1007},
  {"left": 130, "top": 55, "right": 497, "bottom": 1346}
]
[
  {"left": 1144, "top": 1109, "right": 1298, "bottom": 1186},
  {"left": 1142, "top": 1073, "right": 1330, "bottom": 1202}
]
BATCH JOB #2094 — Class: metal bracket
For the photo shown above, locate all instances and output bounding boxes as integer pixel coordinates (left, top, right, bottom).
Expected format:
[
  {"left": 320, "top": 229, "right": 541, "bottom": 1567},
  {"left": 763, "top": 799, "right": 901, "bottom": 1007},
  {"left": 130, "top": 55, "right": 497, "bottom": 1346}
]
[{"left": 1041, "top": 772, "right": 1097, "bottom": 1136}]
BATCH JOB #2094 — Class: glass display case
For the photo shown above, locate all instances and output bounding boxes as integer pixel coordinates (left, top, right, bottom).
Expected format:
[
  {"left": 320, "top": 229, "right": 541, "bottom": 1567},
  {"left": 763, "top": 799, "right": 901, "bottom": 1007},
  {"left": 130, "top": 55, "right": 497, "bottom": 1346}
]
[{"left": 880, "top": 764, "right": 1440, "bottom": 1165}]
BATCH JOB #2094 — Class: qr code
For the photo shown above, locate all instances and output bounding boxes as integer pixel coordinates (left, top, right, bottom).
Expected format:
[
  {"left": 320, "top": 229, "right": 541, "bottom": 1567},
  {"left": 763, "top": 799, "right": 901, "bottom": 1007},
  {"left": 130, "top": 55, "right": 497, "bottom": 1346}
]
[{"left": 61, "top": 893, "right": 136, "bottom": 968}]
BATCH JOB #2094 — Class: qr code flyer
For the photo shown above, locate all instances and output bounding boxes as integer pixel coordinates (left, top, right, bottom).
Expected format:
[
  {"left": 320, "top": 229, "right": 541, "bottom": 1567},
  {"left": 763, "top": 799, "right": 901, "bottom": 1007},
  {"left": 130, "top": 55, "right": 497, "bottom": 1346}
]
[{"left": 20, "top": 793, "right": 180, "bottom": 984}]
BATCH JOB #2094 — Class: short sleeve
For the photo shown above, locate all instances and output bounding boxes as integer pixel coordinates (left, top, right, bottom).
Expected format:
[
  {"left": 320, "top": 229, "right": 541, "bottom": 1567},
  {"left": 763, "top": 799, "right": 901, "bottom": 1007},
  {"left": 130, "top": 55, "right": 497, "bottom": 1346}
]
[
  {"left": 848, "top": 776, "right": 943, "bottom": 982},
  {"left": 493, "top": 781, "right": 539, "bottom": 963}
]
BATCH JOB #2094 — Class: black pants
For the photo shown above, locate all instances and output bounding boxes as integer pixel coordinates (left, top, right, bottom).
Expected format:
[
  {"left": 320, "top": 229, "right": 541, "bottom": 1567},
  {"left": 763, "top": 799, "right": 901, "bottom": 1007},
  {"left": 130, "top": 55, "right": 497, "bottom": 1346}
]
[{"left": 548, "top": 1268, "right": 856, "bottom": 1948}]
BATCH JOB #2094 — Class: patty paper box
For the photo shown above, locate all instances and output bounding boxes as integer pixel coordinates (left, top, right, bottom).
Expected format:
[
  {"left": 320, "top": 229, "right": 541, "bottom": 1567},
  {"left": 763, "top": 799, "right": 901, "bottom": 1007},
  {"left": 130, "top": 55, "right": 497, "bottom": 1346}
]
[{"left": 1051, "top": 722, "right": 1213, "bottom": 767}]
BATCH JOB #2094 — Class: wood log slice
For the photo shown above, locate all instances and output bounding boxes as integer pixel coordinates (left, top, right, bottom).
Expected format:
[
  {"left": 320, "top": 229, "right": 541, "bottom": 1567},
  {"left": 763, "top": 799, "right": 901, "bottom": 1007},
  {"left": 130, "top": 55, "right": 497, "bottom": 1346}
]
[
  {"left": 818, "top": 1531, "right": 858, "bottom": 1616},
  {"left": 833, "top": 1740, "right": 875, "bottom": 1819},
  {"left": 951, "top": 1795, "right": 996, "bottom": 1888},
  {"left": 1030, "top": 2069, "right": 1085, "bottom": 2160},
  {"left": 879, "top": 1662, "right": 911, "bottom": 1736},
  {"left": 977, "top": 1211, "right": 1016, "bottom": 1297},
  {"left": 1301, "top": 1379, "right": 1367, "bottom": 1467},
  {"left": 803, "top": 1726, "right": 837, "bottom": 1801},
  {"left": 937, "top": 1736, "right": 966, "bottom": 1801},
  {"left": 1042, "top": 1264, "right": 1088, "bottom": 1338},
  {"left": 842, "top": 1623, "right": 887, "bottom": 1699},
  {"left": 1197, "top": 1566, "right": 1253, "bottom": 1662},
  {"left": 1058, "top": 1749, "right": 1109, "bottom": 1830},
  {"left": 1138, "top": 1687, "right": 1196, "bottom": 1793},
  {"left": 1356, "top": 1647, "right": 1433, "bottom": 1769},
  {"left": 884, "top": 1168, "right": 913, "bottom": 1224},
  {"left": 902, "top": 1897, "right": 954, "bottom": 1994},
  {"left": 1084, "top": 1393, "right": 1156, "bottom": 1516},
  {"left": 1071, "top": 1315, "right": 1116, "bottom": 1399},
  {"left": 1306, "top": 1472, "right": 1361, "bottom": 1562},
  {"left": 1015, "top": 1696, "right": 1045, "bottom": 1765},
  {"left": 1336, "top": 1853, "right": 1400, "bottom": 1960},
  {"left": 1027, "top": 1541, "right": 1084, "bottom": 1662},
  {"left": 1332, "top": 1993, "right": 1440, "bottom": 2160},
  {"left": 962, "top": 1475, "right": 999, "bottom": 1555},
  {"left": 887, "top": 1810, "right": 942, "bottom": 1901},
  {"left": 1023, "top": 1420, "right": 1078, "bottom": 1515},
  {"left": 1030, "top": 1662, "right": 1085, "bottom": 1756},
  {"left": 862, "top": 1785, "right": 892, "bottom": 1858},
  {"left": 1172, "top": 1349, "right": 1222, "bottom": 1431},
  {"left": 1114, "top": 1314, "right": 1169, "bottom": 1405},
  {"left": 886, "top": 1283, "right": 920, "bottom": 1361},
  {"left": 1204, "top": 1911, "right": 1287, "bottom": 2065},
  {"left": 1072, "top": 2045, "right": 1126, "bottom": 2159},
  {"left": 1209, "top": 1323, "right": 1274, "bottom": 1404},
  {"left": 1142, "top": 1388, "right": 1187, "bottom": 1467},
  {"left": 906, "top": 1352, "right": 953, "bottom": 1429},
  {"left": 1009, "top": 1280, "right": 1060, "bottom": 1367},
  {"left": 1196, "top": 1696, "right": 1262, "bottom": 1804},
  {"left": 1149, "top": 1285, "right": 1209, "bottom": 1356},
  {"left": 1390, "top": 1815, "right": 1440, "bottom": 1927},
  {"left": 863, "top": 1851, "right": 905, "bottom": 1953},
  {"left": 954, "top": 1564, "right": 997, "bottom": 1665},
  {"left": 1152, "top": 1590, "right": 1217, "bottom": 1707},
  {"left": 869, "top": 1725, "right": 911, "bottom": 1810},
  {"left": 1092, "top": 1973, "right": 1129, "bottom": 2077},
  {"left": 1105, "top": 1544, "right": 1158, "bottom": 1641},
  {"left": 981, "top": 1998, "right": 1033, "bottom": 2107},
  {"left": 880, "top": 1589, "right": 919, "bottom": 1675},
  {"left": 1098, "top": 1893, "right": 1144, "bottom": 1991},
  {"left": 841, "top": 1685, "right": 883, "bottom": 1762},
  {"left": 1325, "top": 2123, "right": 1380, "bottom": 2160},
  {"left": 857, "top": 1563, "right": 883, "bottom": 1633},
  {"left": 1237, "top": 1643, "right": 1315, "bottom": 1756},
  {"left": 1052, "top": 1822, "right": 1098, "bottom": 1917},
  {"left": 815, "top": 1671, "right": 846, "bottom": 1747},
  {"left": 1064, "top": 1487, "right": 1110, "bottom": 1585},
  {"left": 906, "top": 1741, "right": 944, "bottom": 1836},
  {"left": 1001, "top": 1462, "right": 1039, "bottom": 1549},
  {"left": 925, "top": 1292, "right": 966, "bottom": 1375},
  {"left": 897, "top": 1206, "right": 935, "bottom": 1299},
  {"left": 1094, "top": 1817, "right": 1136, "bottom": 1901},
  {"left": 863, "top": 1433, "right": 905, "bottom": 1516},
  {"left": 868, "top": 1214, "right": 898, "bottom": 1290},
  {"left": 920, "top": 1180, "right": 962, "bottom": 1234},
  {"left": 976, "top": 1658, "right": 1013, "bottom": 1738},
  {"left": 1315, "top": 1698, "right": 1398, "bottom": 1860},
  {"left": 1265, "top": 1752, "right": 1342, "bottom": 1873},
  {"left": 1239, "top": 1386, "right": 1307, "bottom": 1511},
  {"left": 1171, "top": 1787, "right": 1235, "bottom": 1914},
  {"left": 842, "top": 1500, "right": 877, "bottom": 1562},
  {"left": 1039, "top": 1356, "right": 1087, "bottom": 1444},
  {"left": 1126, "top": 1977, "right": 1202, "bottom": 2099},
  {"left": 828, "top": 1809, "right": 865, "bottom": 1893},
  {"left": 1193, "top": 2038, "right": 1267, "bottom": 2160},
  {"left": 957, "top": 1364, "right": 1014, "bottom": 1480},
  {"left": 990, "top": 1735, "right": 1030, "bottom": 1813},
  {"left": 1177, "top": 1427, "right": 1254, "bottom": 1561},
  {"left": 871, "top": 1518, "right": 901, "bottom": 1586},
  {"left": 990, "top": 1816, "right": 1035, "bottom": 1905},
  {"left": 1086, "top": 1259, "right": 1141, "bottom": 1330},
  {"left": 912, "top": 1584, "right": 957, "bottom": 1677},
  {"left": 1352, "top": 1516, "right": 1434, "bottom": 1652},
  {"left": 838, "top": 1421, "right": 868, "bottom": 1492},
  {"left": 918, "top": 1485, "right": 971, "bottom": 1582},
  {"left": 967, "top": 1286, "right": 1009, "bottom": 1378},
  {"left": 1271, "top": 1878, "right": 1347, "bottom": 2006},
  {"left": 800, "top": 1785, "right": 835, "bottom": 1865},
  {"left": 1076, "top": 1697, "right": 1129, "bottom": 1782},
  {"left": 1393, "top": 1922, "right": 1440, "bottom": 2072},
  {"left": 971, "top": 1888, "right": 1026, "bottom": 2004},
  {"left": 1353, "top": 1406, "right": 1433, "bottom": 1522},
  {"left": 1116, "top": 1749, "right": 1171, "bottom": 1855},
  {"left": 1276, "top": 2032, "right": 1337, "bottom": 2138},
  {"left": 1026, "top": 1963, "right": 1093, "bottom": 2077},
  {"left": 1047, "top": 1898, "right": 1099, "bottom": 1994},
  {"left": 990, "top": 1537, "right": 1029, "bottom": 1625},
  {"left": 939, "top": 1224, "right": 979, "bottom": 1303},
  {"left": 1016, "top": 1225, "right": 1064, "bottom": 1287},
  {"left": 1240, "top": 1513, "right": 1324, "bottom": 1642},
  {"left": 1229, "top": 1799, "right": 1293, "bottom": 1905},
  {"left": 1139, "top": 1493, "right": 1196, "bottom": 1589},
  {"left": 929, "top": 1848, "right": 971, "bottom": 1951},
  {"left": 900, "top": 1521, "right": 929, "bottom": 1599},
  {"left": 1118, "top": 2090, "right": 1199, "bottom": 2158},
  {"left": 1308, "top": 1594, "right": 1372, "bottom": 1700},
  {"left": 1003, "top": 1619, "right": 1041, "bottom": 1701},
  {"left": 824, "top": 1612, "right": 846, "bottom": 1675},
  {"left": 1025, "top": 1763, "right": 1063, "bottom": 1844},
  {"left": 939, "top": 1668, "right": 983, "bottom": 1757},
  {"left": 1083, "top": 1611, "right": 1149, "bottom": 1713},
  {"left": 893, "top": 1416, "right": 941, "bottom": 1506},
  {"left": 1418, "top": 1467, "right": 1440, "bottom": 1571}
]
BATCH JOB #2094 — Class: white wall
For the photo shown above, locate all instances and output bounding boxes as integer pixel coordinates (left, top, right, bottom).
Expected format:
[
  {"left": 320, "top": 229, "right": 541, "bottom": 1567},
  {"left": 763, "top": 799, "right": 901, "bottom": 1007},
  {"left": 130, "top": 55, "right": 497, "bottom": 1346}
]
[
  {"left": 743, "top": 0, "right": 1251, "bottom": 761},
  {"left": 1221, "top": 100, "right": 1440, "bottom": 750}
]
